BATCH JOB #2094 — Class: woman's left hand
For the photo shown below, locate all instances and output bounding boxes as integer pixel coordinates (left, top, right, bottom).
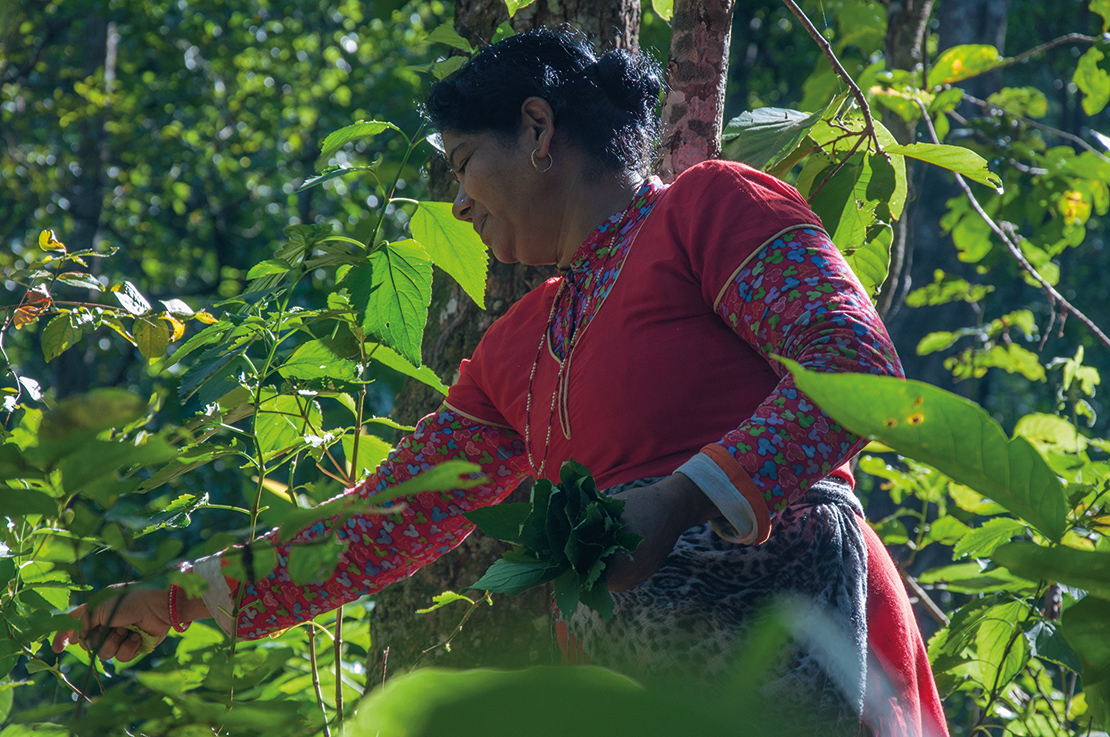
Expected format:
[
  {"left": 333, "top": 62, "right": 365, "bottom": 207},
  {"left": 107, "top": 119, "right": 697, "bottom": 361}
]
[{"left": 606, "top": 475, "right": 716, "bottom": 592}]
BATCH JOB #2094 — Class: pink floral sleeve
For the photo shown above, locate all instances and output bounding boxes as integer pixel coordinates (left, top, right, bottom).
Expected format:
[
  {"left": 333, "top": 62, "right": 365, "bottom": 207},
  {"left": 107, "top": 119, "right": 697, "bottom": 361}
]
[
  {"left": 234, "top": 408, "right": 529, "bottom": 638},
  {"left": 709, "top": 227, "right": 903, "bottom": 537}
]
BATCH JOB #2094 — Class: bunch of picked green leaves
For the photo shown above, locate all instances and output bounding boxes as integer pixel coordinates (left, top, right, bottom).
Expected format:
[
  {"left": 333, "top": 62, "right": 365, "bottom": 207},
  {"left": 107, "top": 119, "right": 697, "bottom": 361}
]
[{"left": 464, "top": 461, "right": 643, "bottom": 620}]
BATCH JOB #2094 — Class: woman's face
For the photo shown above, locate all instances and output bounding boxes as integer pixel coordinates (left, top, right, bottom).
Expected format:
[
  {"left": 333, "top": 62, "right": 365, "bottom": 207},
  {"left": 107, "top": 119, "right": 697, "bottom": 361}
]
[{"left": 443, "top": 127, "right": 557, "bottom": 266}]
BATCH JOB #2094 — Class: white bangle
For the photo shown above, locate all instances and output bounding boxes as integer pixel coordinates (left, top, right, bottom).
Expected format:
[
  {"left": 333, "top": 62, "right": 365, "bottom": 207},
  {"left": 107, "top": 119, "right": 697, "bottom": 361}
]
[{"left": 675, "top": 453, "right": 757, "bottom": 544}]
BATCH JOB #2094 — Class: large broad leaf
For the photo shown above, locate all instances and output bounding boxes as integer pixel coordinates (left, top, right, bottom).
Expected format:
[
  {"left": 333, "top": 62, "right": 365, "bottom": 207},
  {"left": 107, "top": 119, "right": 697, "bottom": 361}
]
[
  {"left": 887, "top": 143, "right": 1002, "bottom": 189},
  {"left": 721, "top": 107, "right": 823, "bottom": 172},
  {"left": 0, "top": 489, "right": 57, "bottom": 517},
  {"left": 926, "top": 44, "right": 1003, "bottom": 87},
  {"left": 782, "top": 361, "right": 1068, "bottom": 542},
  {"left": 412, "top": 201, "right": 488, "bottom": 309},
  {"left": 992, "top": 542, "right": 1110, "bottom": 601},
  {"left": 255, "top": 392, "right": 324, "bottom": 461},
  {"left": 278, "top": 338, "right": 361, "bottom": 384},
  {"left": 1060, "top": 596, "right": 1110, "bottom": 684},
  {"left": 465, "top": 502, "right": 530, "bottom": 544},
  {"left": 316, "top": 120, "right": 401, "bottom": 170},
  {"left": 1075, "top": 47, "right": 1110, "bottom": 117},
  {"left": 805, "top": 115, "right": 907, "bottom": 220},
  {"left": 367, "top": 341, "right": 447, "bottom": 395},
  {"left": 808, "top": 152, "right": 879, "bottom": 254},
  {"left": 348, "top": 239, "right": 433, "bottom": 367},
  {"left": 844, "top": 224, "right": 891, "bottom": 300},
  {"left": 470, "top": 557, "right": 557, "bottom": 595}
]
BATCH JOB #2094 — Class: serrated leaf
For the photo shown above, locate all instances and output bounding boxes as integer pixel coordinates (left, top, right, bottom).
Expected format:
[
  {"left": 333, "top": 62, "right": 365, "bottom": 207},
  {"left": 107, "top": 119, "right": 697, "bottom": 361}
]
[
  {"left": 412, "top": 202, "right": 488, "bottom": 309},
  {"left": 1025, "top": 621, "right": 1082, "bottom": 672},
  {"left": 349, "top": 239, "right": 433, "bottom": 367},
  {"left": 41, "top": 314, "right": 83, "bottom": 362},
  {"left": 111, "top": 281, "right": 151, "bottom": 315},
  {"left": 992, "top": 542, "right": 1110, "bottom": 600},
  {"left": 279, "top": 338, "right": 361, "bottom": 383},
  {"left": 888, "top": 143, "right": 1002, "bottom": 189},
  {"left": 134, "top": 316, "right": 171, "bottom": 360},
  {"left": 317, "top": 121, "right": 401, "bottom": 170},
  {"left": 368, "top": 341, "right": 447, "bottom": 395},
  {"left": 954, "top": 518, "right": 1027, "bottom": 558},
  {"left": 782, "top": 360, "right": 1068, "bottom": 542},
  {"left": 246, "top": 259, "right": 292, "bottom": 280}
]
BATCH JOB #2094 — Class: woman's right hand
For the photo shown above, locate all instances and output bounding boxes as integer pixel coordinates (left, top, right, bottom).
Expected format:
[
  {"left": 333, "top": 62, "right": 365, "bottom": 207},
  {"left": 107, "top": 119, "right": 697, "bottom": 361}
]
[{"left": 51, "top": 585, "right": 173, "bottom": 662}]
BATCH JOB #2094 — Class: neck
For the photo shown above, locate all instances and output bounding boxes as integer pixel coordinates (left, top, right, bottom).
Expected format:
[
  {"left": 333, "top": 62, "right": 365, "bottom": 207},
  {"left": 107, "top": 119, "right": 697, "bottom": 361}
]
[{"left": 554, "top": 169, "right": 643, "bottom": 269}]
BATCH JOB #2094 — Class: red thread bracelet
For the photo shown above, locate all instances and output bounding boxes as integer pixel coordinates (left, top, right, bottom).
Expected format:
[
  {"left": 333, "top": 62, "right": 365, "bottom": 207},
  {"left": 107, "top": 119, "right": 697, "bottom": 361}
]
[{"left": 168, "top": 584, "right": 191, "bottom": 633}]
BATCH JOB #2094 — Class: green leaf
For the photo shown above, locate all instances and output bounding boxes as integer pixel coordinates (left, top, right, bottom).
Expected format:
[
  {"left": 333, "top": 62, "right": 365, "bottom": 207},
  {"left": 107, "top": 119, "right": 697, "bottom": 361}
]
[
  {"left": 552, "top": 568, "right": 581, "bottom": 618},
  {"left": 245, "top": 259, "right": 292, "bottom": 280},
  {"left": 56, "top": 272, "right": 103, "bottom": 291},
  {"left": 368, "top": 341, "right": 447, "bottom": 396},
  {"left": 39, "top": 388, "right": 147, "bottom": 438},
  {"left": 916, "top": 331, "right": 962, "bottom": 355},
  {"left": 470, "top": 557, "right": 556, "bottom": 595},
  {"left": 0, "top": 488, "right": 57, "bottom": 517},
  {"left": 887, "top": 143, "right": 1002, "bottom": 189},
  {"left": 41, "top": 314, "right": 83, "bottom": 362},
  {"left": 992, "top": 542, "right": 1110, "bottom": 600},
  {"left": 1095, "top": 0, "right": 1110, "bottom": 33},
  {"left": 431, "top": 56, "right": 468, "bottom": 81},
  {"left": 133, "top": 316, "right": 171, "bottom": 361},
  {"left": 843, "top": 223, "right": 891, "bottom": 299},
  {"left": 782, "top": 360, "right": 1069, "bottom": 542},
  {"left": 297, "top": 161, "right": 381, "bottom": 192},
  {"left": 918, "top": 562, "right": 1036, "bottom": 594},
  {"left": 651, "top": 0, "right": 673, "bottom": 21},
  {"left": 905, "top": 269, "right": 993, "bottom": 307},
  {"left": 255, "top": 392, "right": 324, "bottom": 460},
  {"left": 349, "top": 239, "right": 433, "bottom": 367},
  {"left": 926, "top": 44, "right": 1003, "bottom": 87},
  {"left": 417, "top": 591, "right": 476, "bottom": 614},
  {"left": 287, "top": 534, "right": 348, "bottom": 586},
  {"left": 504, "top": 0, "right": 537, "bottom": 17},
  {"left": 808, "top": 152, "right": 878, "bottom": 253},
  {"left": 954, "top": 518, "right": 1027, "bottom": 558},
  {"left": 1061, "top": 595, "right": 1110, "bottom": 683},
  {"left": 465, "top": 502, "right": 530, "bottom": 544},
  {"left": 317, "top": 121, "right": 401, "bottom": 170},
  {"left": 426, "top": 25, "right": 473, "bottom": 53},
  {"left": 279, "top": 338, "right": 361, "bottom": 383},
  {"left": 1025, "top": 620, "right": 1082, "bottom": 672},
  {"left": 1076, "top": 47, "right": 1110, "bottom": 116},
  {"left": 986, "top": 87, "right": 1048, "bottom": 119},
  {"left": 412, "top": 202, "right": 488, "bottom": 309},
  {"left": 971, "top": 600, "right": 1028, "bottom": 688},
  {"left": 722, "top": 107, "right": 823, "bottom": 172},
  {"left": 341, "top": 431, "right": 392, "bottom": 479}
]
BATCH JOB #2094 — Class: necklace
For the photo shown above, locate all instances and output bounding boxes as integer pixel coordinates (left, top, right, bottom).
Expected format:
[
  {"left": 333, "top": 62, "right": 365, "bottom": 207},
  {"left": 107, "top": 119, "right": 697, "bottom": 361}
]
[{"left": 523, "top": 182, "right": 657, "bottom": 479}]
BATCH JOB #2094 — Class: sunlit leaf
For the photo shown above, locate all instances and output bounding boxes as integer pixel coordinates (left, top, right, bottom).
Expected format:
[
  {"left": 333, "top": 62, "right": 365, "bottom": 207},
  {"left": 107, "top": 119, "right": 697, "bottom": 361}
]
[
  {"left": 37, "top": 229, "right": 66, "bottom": 253},
  {"left": 926, "top": 44, "right": 1003, "bottom": 87},
  {"left": 296, "top": 161, "right": 381, "bottom": 192},
  {"left": 367, "top": 341, "right": 447, "bottom": 396},
  {"left": 349, "top": 239, "right": 433, "bottom": 367},
  {"left": 504, "top": 0, "right": 537, "bottom": 17},
  {"left": 134, "top": 316, "right": 171, "bottom": 361},
  {"left": 1061, "top": 596, "right": 1110, "bottom": 683},
  {"left": 317, "top": 120, "right": 401, "bottom": 170},
  {"left": 56, "top": 272, "right": 102, "bottom": 292},
  {"left": 887, "top": 143, "right": 1002, "bottom": 189},
  {"left": 722, "top": 107, "right": 823, "bottom": 172},
  {"left": 987, "top": 87, "right": 1048, "bottom": 119},
  {"left": 650, "top": 0, "right": 674, "bottom": 21},
  {"left": 426, "top": 25, "right": 473, "bottom": 53},
  {"left": 412, "top": 202, "right": 488, "bottom": 309},
  {"left": 992, "top": 542, "right": 1110, "bottom": 600},
  {"left": 41, "top": 314, "right": 83, "bottom": 363},
  {"left": 111, "top": 281, "right": 151, "bottom": 315},
  {"left": 782, "top": 361, "right": 1068, "bottom": 542},
  {"left": 1075, "top": 47, "right": 1110, "bottom": 117},
  {"left": 954, "top": 518, "right": 1027, "bottom": 559}
]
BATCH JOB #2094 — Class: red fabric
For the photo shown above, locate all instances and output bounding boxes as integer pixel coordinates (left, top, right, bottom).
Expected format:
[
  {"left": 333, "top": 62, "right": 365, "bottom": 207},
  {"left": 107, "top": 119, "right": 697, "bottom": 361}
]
[
  {"left": 448, "top": 161, "right": 859, "bottom": 495},
  {"left": 860, "top": 518, "right": 949, "bottom": 737}
]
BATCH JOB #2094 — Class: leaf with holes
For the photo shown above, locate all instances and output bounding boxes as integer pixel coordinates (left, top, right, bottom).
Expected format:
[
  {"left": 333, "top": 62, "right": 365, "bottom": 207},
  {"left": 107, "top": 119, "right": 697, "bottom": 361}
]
[{"left": 782, "top": 360, "right": 1068, "bottom": 542}]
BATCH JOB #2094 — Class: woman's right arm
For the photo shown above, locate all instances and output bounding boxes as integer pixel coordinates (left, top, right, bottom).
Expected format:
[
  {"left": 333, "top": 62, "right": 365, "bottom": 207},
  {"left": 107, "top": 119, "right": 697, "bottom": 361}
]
[{"left": 53, "top": 408, "right": 530, "bottom": 657}]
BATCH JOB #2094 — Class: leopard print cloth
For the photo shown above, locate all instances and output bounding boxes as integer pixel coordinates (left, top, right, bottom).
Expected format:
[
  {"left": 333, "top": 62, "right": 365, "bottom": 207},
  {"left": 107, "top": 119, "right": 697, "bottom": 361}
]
[{"left": 562, "top": 476, "right": 868, "bottom": 731}]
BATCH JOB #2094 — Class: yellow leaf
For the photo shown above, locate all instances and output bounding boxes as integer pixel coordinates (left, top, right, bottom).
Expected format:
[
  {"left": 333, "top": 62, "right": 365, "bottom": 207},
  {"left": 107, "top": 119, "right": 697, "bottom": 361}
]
[
  {"left": 251, "top": 475, "right": 295, "bottom": 503},
  {"left": 38, "top": 229, "right": 66, "bottom": 253},
  {"left": 194, "top": 310, "right": 218, "bottom": 325},
  {"left": 12, "top": 307, "right": 39, "bottom": 329},
  {"left": 161, "top": 314, "right": 185, "bottom": 342}
]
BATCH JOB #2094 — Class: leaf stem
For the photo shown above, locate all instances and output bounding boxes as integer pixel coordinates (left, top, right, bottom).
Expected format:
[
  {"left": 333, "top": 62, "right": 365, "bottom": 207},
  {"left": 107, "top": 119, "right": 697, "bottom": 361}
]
[{"left": 308, "top": 631, "right": 333, "bottom": 737}]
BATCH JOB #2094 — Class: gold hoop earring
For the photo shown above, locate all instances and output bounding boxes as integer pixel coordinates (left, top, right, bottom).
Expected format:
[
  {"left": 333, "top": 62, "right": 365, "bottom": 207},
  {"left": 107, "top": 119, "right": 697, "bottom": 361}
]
[{"left": 531, "top": 149, "right": 553, "bottom": 173}]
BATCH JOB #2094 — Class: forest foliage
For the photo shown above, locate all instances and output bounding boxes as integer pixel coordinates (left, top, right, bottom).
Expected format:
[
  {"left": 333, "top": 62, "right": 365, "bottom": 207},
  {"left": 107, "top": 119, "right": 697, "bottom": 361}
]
[{"left": 4, "top": 0, "right": 1110, "bottom": 735}]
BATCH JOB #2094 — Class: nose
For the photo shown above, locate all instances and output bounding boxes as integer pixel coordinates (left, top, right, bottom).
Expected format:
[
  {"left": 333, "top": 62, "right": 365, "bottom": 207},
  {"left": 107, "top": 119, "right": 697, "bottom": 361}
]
[{"left": 452, "top": 181, "right": 472, "bottom": 222}]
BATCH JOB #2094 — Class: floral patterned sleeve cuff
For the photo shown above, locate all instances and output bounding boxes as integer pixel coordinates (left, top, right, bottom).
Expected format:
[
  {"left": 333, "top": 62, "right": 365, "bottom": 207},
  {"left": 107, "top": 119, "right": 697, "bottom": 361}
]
[
  {"left": 713, "top": 226, "right": 903, "bottom": 532},
  {"left": 231, "top": 407, "right": 530, "bottom": 638}
]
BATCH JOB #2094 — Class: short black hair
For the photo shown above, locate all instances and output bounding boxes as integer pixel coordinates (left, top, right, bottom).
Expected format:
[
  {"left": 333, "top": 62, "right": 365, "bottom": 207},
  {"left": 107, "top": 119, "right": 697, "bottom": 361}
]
[{"left": 425, "top": 27, "right": 662, "bottom": 176}]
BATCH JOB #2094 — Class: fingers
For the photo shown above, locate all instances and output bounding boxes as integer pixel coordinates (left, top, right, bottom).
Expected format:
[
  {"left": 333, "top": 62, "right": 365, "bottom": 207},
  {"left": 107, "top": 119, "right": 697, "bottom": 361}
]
[{"left": 89, "top": 625, "right": 134, "bottom": 661}]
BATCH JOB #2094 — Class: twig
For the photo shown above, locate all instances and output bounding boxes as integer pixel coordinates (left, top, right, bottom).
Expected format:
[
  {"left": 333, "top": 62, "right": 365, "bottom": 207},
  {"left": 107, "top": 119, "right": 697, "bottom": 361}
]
[
  {"left": 960, "top": 93, "right": 1110, "bottom": 162},
  {"left": 898, "top": 565, "right": 949, "bottom": 626},
  {"left": 333, "top": 606, "right": 344, "bottom": 732},
  {"left": 308, "top": 633, "right": 332, "bottom": 737},
  {"left": 780, "top": 0, "right": 883, "bottom": 155},
  {"left": 381, "top": 646, "right": 390, "bottom": 689},
  {"left": 990, "top": 33, "right": 1098, "bottom": 75},
  {"left": 917, "top": 100, "right": 1110, "bottom": 351}
]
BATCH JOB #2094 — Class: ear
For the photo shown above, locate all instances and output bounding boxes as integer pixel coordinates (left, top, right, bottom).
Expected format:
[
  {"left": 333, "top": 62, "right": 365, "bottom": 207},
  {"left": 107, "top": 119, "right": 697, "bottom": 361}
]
[{"left": 519, "top": 96, "right": 556, "bottom": 158}]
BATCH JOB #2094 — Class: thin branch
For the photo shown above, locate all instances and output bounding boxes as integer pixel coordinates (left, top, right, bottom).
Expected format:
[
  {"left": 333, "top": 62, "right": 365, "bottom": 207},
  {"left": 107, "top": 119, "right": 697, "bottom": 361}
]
[
  {"left": 917, "top": 101, "right": 1110, "bottom": 351},
  {"left": 780, "top": 0, "right": 883, "bottom": 155},
  {"left": 308, "top": 633, "right": 333, "bottom": 737},
  {"left": 333, "top": 606, "right": 345, "bottom": 732},
  {"left": 991, "top": 33, "right": 1099, "bottom": 75},
  {"left": 898, "top": 565, "right": 949, "bottom": 626},
  {"left": 960, "top": 93, "right": 1110, "bottom": 162}
]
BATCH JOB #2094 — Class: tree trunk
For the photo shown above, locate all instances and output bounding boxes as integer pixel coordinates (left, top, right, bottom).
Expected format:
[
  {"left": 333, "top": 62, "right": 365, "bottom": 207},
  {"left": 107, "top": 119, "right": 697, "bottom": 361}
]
[
  {"left": 369, "top": 0, "right": 644, "bottom": 678},
  {"left": 659, "top": 0, "right": 736, "bottom": 182}
]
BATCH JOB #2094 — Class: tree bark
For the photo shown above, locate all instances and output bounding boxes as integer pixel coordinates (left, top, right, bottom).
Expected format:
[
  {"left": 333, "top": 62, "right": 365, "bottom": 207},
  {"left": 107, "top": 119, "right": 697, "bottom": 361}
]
[
  {"left": 369, "top": 0, "right": 644, "bottom": 677},
  {"left": 659, "top": 0, "right": 736, "bottom": 182}
]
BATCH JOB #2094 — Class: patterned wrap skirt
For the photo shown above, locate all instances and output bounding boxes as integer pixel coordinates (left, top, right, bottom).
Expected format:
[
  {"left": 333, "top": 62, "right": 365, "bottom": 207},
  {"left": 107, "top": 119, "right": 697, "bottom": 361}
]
[{"left": 558, "top": 476, "right": 869, "bottom": 732}]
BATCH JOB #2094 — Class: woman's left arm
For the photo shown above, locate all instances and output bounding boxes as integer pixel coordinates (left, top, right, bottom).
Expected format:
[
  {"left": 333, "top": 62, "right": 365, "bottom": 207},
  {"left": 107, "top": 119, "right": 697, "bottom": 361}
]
[{"left": 681, "top": 226, "right": 903, "bottom": 544}]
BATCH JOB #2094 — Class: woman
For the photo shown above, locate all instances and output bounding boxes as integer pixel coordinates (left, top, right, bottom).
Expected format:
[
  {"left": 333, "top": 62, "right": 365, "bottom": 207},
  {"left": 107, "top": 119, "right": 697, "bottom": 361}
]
[{"left": 54, "top": 29, "right": 946, "bottom": 736}]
